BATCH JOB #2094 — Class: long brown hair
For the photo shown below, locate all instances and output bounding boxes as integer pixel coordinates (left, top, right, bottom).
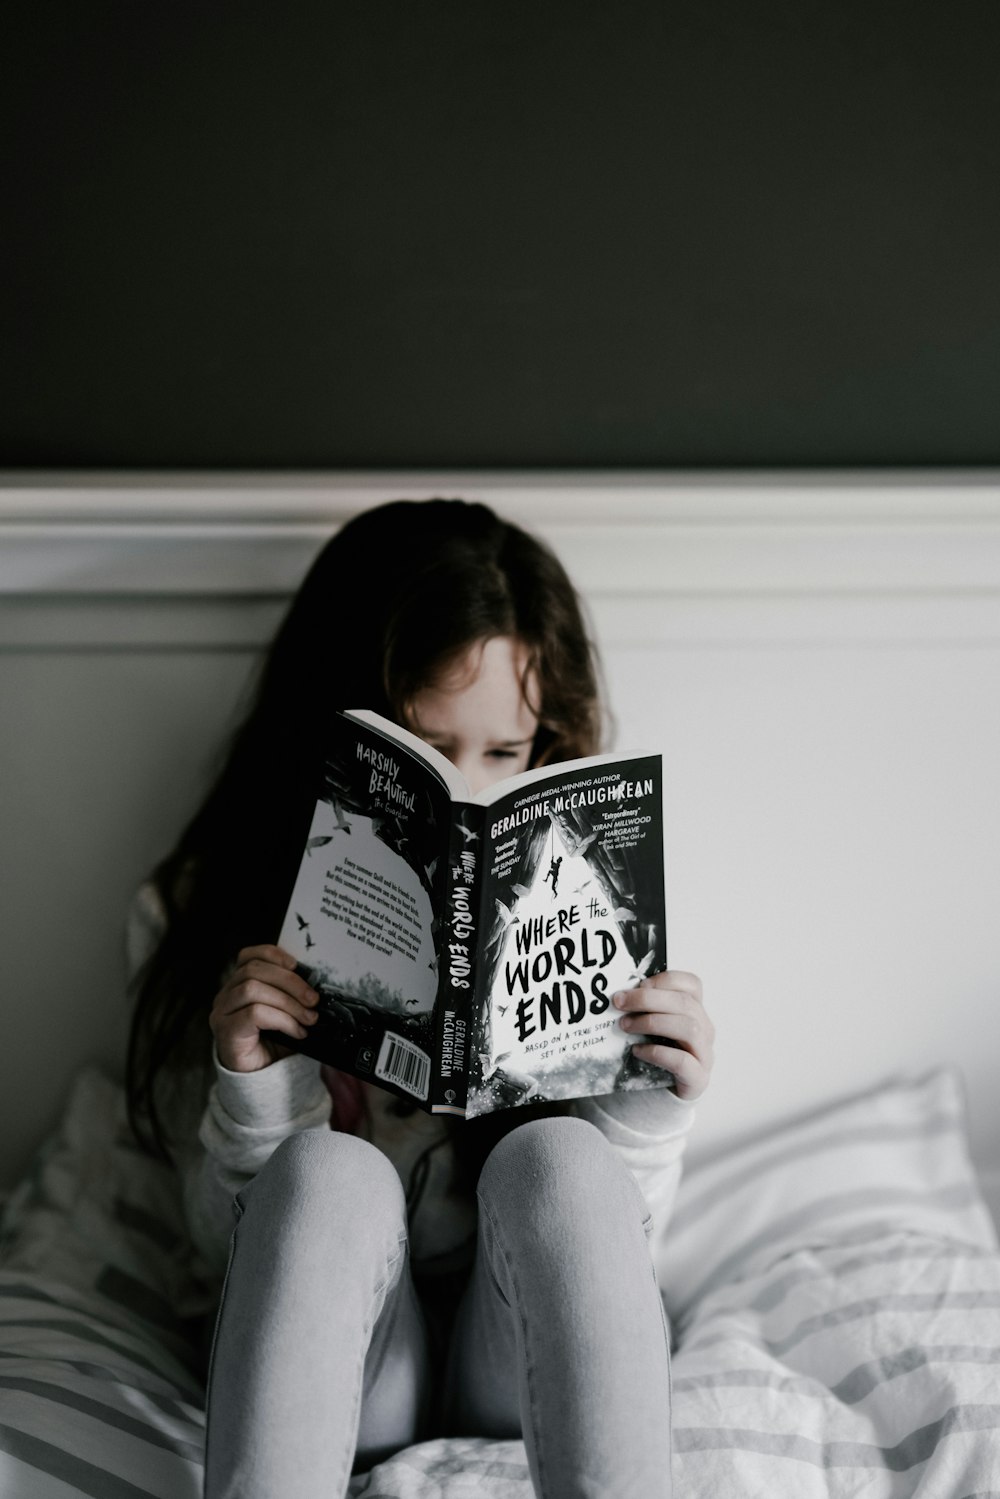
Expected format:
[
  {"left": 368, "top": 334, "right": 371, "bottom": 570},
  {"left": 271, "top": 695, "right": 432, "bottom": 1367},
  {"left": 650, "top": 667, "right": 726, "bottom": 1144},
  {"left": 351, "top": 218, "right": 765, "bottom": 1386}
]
[{"left": 125, "top": 498, "right": 610, "bottom": 1187}]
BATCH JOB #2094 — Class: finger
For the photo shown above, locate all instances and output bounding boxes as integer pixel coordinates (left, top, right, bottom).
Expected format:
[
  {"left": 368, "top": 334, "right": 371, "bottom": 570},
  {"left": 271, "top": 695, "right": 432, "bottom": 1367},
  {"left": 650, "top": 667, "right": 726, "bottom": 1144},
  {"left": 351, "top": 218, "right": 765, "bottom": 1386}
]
[
  {"left": 213, "top": 1000, "right": 314, "bottom": 1044},
  {"left": 235, "top": 944, "right": 298, "bottom": 971},
  {"left": 215, "top": 979, "right": 319, "bottom": 1029},
  {"left": 627, "top": 1000, "right": 716, "bottom": 1051},
  {"left": 227, "top": 959, "right": 319, "bottom": 1007},
  {"left": 612, "top": 983, "right": 705, "bottom": 1021},
  {"left": 645, "top": 969, "right": 703, "bottom": 1002},
  {"left": 628, "top": 1042, "right": 710, "bottom": 1101},
  {"left": 619, "top": 1009, "right": 714, "bottom": 1065}
]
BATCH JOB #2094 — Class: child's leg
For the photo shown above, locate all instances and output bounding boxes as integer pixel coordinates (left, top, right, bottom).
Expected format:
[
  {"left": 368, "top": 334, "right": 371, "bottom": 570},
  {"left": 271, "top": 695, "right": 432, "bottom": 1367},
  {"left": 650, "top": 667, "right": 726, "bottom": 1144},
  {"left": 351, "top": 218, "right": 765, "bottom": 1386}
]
[
  {"left": 440, "top": 1115, "right": 673, "bottom": 1499},
  {"left": 203, "top": 1129, "right": 434, "bottom": 1499}
]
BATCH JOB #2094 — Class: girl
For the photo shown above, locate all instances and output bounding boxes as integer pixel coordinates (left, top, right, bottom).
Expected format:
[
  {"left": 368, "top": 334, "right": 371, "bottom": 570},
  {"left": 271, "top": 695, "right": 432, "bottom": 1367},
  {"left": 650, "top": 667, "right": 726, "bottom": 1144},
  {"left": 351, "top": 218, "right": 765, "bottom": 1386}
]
[{"left": 125, "top": 497, "right": 714, "bottom": 1499}]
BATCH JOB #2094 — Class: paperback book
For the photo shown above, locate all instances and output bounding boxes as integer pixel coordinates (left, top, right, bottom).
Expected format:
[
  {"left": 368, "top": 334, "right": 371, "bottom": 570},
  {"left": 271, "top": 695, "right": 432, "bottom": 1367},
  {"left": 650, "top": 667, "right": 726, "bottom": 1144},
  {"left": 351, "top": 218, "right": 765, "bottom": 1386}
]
[{"left": 272, "top": 709, "right": 670, "bottom": 1118}]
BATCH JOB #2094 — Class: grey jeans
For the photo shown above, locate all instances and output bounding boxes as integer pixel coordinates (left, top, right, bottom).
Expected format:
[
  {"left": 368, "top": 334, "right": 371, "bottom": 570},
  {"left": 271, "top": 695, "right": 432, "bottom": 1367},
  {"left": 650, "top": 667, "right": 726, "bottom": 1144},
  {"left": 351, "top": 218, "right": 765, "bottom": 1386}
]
[{"left": 202, "top": 1114, "right": 673, "bottom": 1499}]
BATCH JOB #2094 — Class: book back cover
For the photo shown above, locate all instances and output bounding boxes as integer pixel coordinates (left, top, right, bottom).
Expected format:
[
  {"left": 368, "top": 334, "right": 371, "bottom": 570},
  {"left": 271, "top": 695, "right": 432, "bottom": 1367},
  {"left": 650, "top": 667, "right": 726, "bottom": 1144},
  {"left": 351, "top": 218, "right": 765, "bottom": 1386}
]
[{"left": 276, "top": 713, "right": 452, "bottom": 1105}]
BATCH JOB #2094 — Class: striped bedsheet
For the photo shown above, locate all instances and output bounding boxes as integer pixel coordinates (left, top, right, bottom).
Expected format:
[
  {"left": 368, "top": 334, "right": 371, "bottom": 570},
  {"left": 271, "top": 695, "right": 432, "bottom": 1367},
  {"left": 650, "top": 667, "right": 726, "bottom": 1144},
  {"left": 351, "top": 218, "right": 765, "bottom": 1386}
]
[
  {"left": 0, "top": 1270, "right": 204, "bottom": 1499},
  {"left": 669, "top": 1224, "right": 1000, "bottom": 1497},
  {"left": 659, "top": 1068, "right": 1000, "bottom": 1497},
  {"left": 1, "top": 1067, "right": 998, "bottom": 1497}
]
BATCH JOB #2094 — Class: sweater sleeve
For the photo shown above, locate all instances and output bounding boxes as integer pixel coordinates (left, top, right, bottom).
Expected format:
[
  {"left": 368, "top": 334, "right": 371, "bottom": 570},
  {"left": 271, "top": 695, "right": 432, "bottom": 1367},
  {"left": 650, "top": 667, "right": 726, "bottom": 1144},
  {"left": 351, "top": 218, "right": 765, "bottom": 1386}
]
[
  {"left": 124, "top": 880, "right": 334, "bottom": 1285},
  {"left": 176, "top": 1045, "right": 333, "bottom": 1282},
  {"left": 568, "top": 1085, "right": 695, "bottom": 1249}
]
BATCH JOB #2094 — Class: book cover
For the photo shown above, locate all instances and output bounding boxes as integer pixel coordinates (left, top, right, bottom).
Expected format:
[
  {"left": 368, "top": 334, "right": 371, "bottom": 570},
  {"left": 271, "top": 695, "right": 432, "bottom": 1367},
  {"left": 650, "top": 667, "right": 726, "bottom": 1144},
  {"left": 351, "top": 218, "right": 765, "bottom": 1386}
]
[{"left": 463, "top": 753, "right": 668, "bottom": 1118}]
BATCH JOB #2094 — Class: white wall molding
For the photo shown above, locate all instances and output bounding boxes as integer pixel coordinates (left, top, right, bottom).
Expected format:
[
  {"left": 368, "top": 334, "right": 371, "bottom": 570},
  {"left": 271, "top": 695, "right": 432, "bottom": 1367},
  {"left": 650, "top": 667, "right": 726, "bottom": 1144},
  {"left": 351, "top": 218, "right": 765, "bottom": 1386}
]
[
  {"left": 3, "top": 468, "right": 1000, "bottom": 523},
  {"left": 3, "top": 471, "right": 1000, "bottom": 648},
  {"left": 5, "top": 594, "right": 1000, "bottom": 653}
]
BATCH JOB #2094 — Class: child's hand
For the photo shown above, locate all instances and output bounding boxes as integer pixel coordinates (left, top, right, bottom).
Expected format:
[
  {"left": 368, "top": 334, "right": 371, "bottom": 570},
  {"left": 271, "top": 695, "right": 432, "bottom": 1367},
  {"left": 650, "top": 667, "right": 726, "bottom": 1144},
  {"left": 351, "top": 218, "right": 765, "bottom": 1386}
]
[
  {"left": 612, "top": 970, "right": 714, "bottom": 1102},
  {"left": 210, "top": 944, "right": 320, "bottom": 1072}
]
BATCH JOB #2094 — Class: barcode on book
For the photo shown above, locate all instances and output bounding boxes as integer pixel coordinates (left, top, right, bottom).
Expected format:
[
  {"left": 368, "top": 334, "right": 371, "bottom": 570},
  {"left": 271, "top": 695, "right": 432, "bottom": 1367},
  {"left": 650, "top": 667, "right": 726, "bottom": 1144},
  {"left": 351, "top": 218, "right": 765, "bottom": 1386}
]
[{"left": 375, "top": 1033, "right": 431, "bottom": 1100}]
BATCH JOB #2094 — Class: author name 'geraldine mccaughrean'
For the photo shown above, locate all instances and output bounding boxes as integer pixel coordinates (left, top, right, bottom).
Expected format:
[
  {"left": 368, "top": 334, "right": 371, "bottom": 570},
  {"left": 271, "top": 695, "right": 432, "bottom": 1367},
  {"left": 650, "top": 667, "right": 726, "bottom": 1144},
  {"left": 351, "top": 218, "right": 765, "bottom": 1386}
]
[{"left": 490, "top": 777, "right": 654, "bottom": 839}]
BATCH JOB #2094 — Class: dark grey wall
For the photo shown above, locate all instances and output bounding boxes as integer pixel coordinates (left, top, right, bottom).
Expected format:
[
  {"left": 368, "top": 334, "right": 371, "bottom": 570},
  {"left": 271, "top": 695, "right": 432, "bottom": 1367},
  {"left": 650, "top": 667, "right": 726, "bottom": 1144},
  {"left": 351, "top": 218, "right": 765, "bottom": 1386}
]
[{"left": 3, "top": 3, "right": 998, "bottom": 468}]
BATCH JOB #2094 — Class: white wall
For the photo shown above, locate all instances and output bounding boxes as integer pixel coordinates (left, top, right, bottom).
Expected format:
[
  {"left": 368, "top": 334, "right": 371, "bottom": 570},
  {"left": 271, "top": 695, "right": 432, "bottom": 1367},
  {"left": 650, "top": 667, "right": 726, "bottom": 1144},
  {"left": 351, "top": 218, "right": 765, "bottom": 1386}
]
[{"left": 2, "top": 473, "right": 999, "bottom": 1222}]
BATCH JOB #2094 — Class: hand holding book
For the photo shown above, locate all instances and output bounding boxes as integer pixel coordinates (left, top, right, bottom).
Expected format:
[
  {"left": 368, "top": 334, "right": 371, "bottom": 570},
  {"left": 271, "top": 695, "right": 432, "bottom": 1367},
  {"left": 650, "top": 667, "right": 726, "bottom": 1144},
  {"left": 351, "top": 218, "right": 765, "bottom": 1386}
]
[
  {"left": 612, "top": 970, "right": 714, "bottom": 1102},
  {"left": 210, "top": 943, "right": 321, "bottom": 1072}
]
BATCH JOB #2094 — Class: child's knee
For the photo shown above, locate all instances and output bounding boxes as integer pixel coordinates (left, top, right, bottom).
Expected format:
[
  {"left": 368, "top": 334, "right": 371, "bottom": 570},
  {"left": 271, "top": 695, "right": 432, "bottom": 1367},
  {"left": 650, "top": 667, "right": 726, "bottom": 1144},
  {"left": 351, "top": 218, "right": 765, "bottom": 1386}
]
[
  {"left": 477, "top": 1114, "right": 631, "bottom": 1229},
  {"left": 241, "top": 1128, "right": 406, "bottom": 1239}
]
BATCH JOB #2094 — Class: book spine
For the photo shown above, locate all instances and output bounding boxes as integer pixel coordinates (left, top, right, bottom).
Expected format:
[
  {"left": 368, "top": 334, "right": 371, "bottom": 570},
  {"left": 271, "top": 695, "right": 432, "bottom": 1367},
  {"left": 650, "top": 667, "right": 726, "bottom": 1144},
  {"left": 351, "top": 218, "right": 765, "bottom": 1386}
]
[{"left": 428, "top": 802, "right": 485, "bottom": 1116}]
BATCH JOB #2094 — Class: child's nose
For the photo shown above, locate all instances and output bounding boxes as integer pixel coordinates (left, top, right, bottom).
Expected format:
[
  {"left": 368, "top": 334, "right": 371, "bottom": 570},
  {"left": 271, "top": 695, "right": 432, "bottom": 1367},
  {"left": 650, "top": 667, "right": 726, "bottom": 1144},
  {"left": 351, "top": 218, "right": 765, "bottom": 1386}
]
[{"left": 454, "top": 755, "right": 490, "bottom": 797}]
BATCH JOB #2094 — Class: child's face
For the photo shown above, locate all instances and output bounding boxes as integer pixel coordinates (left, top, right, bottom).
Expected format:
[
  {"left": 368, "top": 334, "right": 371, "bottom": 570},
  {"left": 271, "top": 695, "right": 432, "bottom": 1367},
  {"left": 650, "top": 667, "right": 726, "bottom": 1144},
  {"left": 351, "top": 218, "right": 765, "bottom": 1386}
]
[{"left": 407, "top": 635, "right": 539, "bottom": 797}]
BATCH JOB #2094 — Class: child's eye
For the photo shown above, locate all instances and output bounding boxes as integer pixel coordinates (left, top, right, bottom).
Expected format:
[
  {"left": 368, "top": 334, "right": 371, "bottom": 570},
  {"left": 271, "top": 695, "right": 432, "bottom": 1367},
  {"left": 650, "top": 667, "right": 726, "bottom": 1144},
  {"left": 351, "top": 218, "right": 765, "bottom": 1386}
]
[{"left": 487, "top": 749, "right": 518, "bottom": 760}]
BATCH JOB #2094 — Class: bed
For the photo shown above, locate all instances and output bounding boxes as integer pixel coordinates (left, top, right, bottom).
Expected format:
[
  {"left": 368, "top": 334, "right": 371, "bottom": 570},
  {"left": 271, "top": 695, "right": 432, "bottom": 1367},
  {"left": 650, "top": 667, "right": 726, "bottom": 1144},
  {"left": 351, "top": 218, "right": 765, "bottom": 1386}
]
[{"left": 1, "top": 1065, "right": 998, "bottom": 1498}]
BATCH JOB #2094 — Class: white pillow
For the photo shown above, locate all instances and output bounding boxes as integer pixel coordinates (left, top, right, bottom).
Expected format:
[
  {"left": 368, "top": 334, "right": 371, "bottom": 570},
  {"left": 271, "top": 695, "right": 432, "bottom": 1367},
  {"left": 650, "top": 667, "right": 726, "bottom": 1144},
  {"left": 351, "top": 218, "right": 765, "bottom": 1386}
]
[
  {"left": 0, "top": 1064, "right": 212, "bottom": 1334},
  {"left": 657, "top": 1067, "right": 998, "bottom": 1324}
]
